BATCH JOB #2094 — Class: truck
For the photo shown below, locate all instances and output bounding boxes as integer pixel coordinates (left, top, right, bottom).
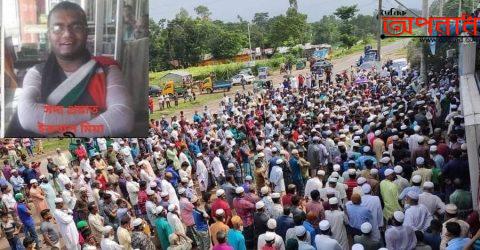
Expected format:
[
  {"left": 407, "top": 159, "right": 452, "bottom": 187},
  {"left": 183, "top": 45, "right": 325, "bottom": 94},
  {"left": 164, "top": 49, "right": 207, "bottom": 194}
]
[
  {"left": 159, "top": 80, "right": 188, "bottom": 97},
  {"left": 199, "top": 77, "right": 232, "bottom": 93}
]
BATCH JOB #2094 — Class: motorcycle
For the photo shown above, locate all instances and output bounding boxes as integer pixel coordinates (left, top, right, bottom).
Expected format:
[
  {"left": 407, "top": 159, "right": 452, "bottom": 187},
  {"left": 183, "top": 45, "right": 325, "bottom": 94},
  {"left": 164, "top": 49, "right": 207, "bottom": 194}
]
[{"left": 335, "top": 74, "right": 343, "bottom": 84}]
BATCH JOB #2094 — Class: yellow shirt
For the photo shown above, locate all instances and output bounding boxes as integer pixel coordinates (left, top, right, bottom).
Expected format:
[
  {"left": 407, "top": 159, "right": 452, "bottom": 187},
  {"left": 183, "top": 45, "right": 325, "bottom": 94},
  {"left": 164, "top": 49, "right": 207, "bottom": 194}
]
[
  {"left": 209, "top": 221, "right": 229, "bottom": 245},
  {"left": 117, "top": 226, "right": 132, "bottom": 250}
]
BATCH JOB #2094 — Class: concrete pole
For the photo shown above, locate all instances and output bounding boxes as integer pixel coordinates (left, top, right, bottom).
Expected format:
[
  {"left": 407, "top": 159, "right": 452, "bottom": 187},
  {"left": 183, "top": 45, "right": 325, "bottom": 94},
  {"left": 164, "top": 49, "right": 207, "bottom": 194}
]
[
  {"left": 459, "top": 0, "right": 462, "bottom": 16},
  {"left": 377, "top": 0, "right": 382, "bottom": 62},
  {"left": 420, "top": 0, "right": 428, "bottom": 82},
  {"left": 439, "top": 0, "right": 444, "bottom": 16}
]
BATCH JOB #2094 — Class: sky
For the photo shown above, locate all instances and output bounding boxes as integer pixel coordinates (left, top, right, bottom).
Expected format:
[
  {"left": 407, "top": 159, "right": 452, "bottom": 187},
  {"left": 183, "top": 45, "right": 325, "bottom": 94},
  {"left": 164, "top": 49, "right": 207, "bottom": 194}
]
[{"left": 150, "top": 0, "right": 423, "bottom": 22}]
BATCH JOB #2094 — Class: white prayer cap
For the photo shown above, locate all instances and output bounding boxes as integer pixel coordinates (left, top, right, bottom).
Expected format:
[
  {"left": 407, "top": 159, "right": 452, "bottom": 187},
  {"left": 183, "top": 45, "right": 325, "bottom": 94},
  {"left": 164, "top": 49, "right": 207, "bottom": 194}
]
[
  {"left": 313, "top": 136, "right": 320, "bottom": 141},
  {"left": 370, "top": 168, "right": 378, "bottom": 175},
  {"left": 276, "top": 159, "right": 283, "bottom": 165},
  {"left": 317, "top": 170, "right": 325, "bottom": 176},
  {"left": 331, "top": 172, "right": 339, "bottom": 178},
  {"left": 266, "top": 139, "right": 272, "bottom": 144},
  {"left": 258, "top": 153, "right": 265, "bottom": 158},
  {"left": 271, "top": 147, "right": 278, "bottom": 152},
  {"left": 400, "top": 125, "right": 407, "bottom": 130},
  {"left": 177, "top": 187, "right": 186, "bottom": 195},
  {"left": 412, "top": 175, "right": 422, "bottom": 184},
  {"left": 235, "top": 186, "right": 244, "bottom": 194},
  {"left": 417, "top": 136, "right": 425, "bottom": 143},
  {"left": 168, "top": 204, "right": 176, "bottom": 212},
  {"left": 216, "top": 189, "right": 225, "bottom": 197},
  {"left": 329, "top": 197, "right": 338, "bottom": 205},
  {"left": 357, "top": 177, "right": 367, "bottom": 185},
  {"left": 132, "top": 218, "right": 143, "bottom": 227},
  {"left": 180, "top": 177, "right": 189, "bottom": 183},
  {"left": 215, "top": 209, "right": 225, "bottom": 216},
  {"left": 363, "top": 146, "right": 371, "bottom": 153},
  {"left": 407, "top": 191, "right": 419, "bottom": 200},
  {"left": 423, "top": 181, "right": 434, "bottom": 189},
  {"left": 155, "top": 206, "right": 167, "bottom": 214},
  {"left": 227, "top": 163, "right": 235, "bottom": 169},
  {"left": 360, "top": 222, "right": 373, "bottom": 234},
  {"left": 394, "top": 165, "right": 403, "bottom": 174},
  {"left": 333, "top": 164, "right": 341, "bottom": 171},
  {"left": 245, "top": 175, "right": 253, "bottom": 181},
  {"left": 54, "top": 197, "right": 63, "bottom": 203},
  {"left": 265, "top": 231, "right": 276, "bottom": 241},
  {"left": 430, "top": 145, "right": 437, "bottom": 152},
  {"left": 85, "top": 173, "right": 91, "bottom": 178},
  {"left": 271, "top": 192, "right": 280, "bottom": 199},
  {"left": 380, "top": 157, "right": 390, "bottom": 164},
  {"left": 147, "top": 189, "right": 155, "bottom": 196},
  {"left": 384, "top": 168, "right": 394, "bottom": 176},
  {"left": 80, "top": 187, "right": 87, "bottom": 192},
  {"left": 59, "top": 166, "right": 66, "bottom": 170},
  {"left": 414, "top": 125, "right": 421, "bottom": 132},
  {"left": 30, "top": 179, "right": 37, "bottom": 184},
  {"left": 428, "top": 139, "right": 436, "bottom": 145},
  {"left": 256, "top": 201, "right": 265, "bottom": 210},
  {"left": 196, "top": 153, "right": 203, "bottom": 157},
  {"left": 39, "top": 175, "right": 46, "bottom": 180},
  {"left": 339, "top": 134, "right": 346, "bottom": 139},
  {"left": 267, "top": 219, "right": 277, "bottom": 229},
  {"left": 295, "top": 226, "right": 306, "bottom": 237},
  {"left": 445, "top": 204, "right": 458, "bottom": 214},
  {"left": 352, "top": 244, "right": 365, "bottom": 250},
  {"left": 103, "top": 225, "right": 113, "bottom": 234},
  {"left": 375, "top": 130, "right": 381, "bottom": 136},
  {"left": 160, "top": 191, "right": 168, "bottom": 197},
  {"left": 291, "top": 149, "right": 299, "bottom": 154},
  {"left": 348, "top": 168, "right": 356, "bottom": 175},
  {"left": 392, "top": 135, "right": 399, "bottom": 141},
  {"left": 319, "top": 220, "right": 330, "bottom": 231},
  {"left": 107, "top": 165, "right": 113, "bottom": 170},
  {"left": 150, "top": 181, "right": 157, "bottom": 188},
  {"left": 362, "top": 184, "right": 372, "bottom": 194},
  {"left": 393, "top": 211, "right": 405, "bottom": 223},
  {"left": 261, "top": 186, "right": 270, "bottom": 195}
]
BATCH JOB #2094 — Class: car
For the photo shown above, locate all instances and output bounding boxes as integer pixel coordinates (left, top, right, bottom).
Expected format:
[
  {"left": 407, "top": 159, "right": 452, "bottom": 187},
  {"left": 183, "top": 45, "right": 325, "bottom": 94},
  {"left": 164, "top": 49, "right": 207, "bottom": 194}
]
[
  {"left": 231, "top": 74, "right": 255, "bottom": 85},
  {"left": 392, "top": 58, "right": 409, "bottom": 72},
  {"left": 149, "top": 86, "right": 161, "bottom": 96}
]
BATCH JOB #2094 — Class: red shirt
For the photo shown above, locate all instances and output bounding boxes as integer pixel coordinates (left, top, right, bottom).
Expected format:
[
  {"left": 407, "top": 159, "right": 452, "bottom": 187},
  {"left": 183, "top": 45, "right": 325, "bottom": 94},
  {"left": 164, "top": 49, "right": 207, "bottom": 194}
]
[
  {"left": 345, "top": 178, "right": 358, "bottom": 200},
  {"left": 282, "top": 194, "right": 293, "bottom": 207},
  {"left": 75, "top": 146, "right": 87, "bottom": 160},
  {"left": 211, "top": 198, "right": 232, "bottom": 219},
  {"left": 96, "top": 174, "right": 108, "bottom": 190},
  {"left": 137, "top": 190, "right": 148, "bottom": 214}
]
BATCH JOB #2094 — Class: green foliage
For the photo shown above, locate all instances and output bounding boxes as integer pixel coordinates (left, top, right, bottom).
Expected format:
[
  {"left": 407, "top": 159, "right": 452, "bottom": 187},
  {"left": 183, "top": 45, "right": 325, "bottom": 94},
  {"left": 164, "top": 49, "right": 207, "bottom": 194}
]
[
  {"left": 333, "top": 5, "right": 360, "bottom": 49},
  {"left": 267, "top": 9, "right": 309, "bottom": 48},
  {"left": 210, "top": 30, "right": 243, "bottom": 59},
  {"left": 430, "top": 0, "right": 476, "bottom": 16},
  {"left": 334, "top": 5, "right": 359, "bottom": 20},
  {"left": 194, "top": 5, "right": 211, "bottom": 20}
]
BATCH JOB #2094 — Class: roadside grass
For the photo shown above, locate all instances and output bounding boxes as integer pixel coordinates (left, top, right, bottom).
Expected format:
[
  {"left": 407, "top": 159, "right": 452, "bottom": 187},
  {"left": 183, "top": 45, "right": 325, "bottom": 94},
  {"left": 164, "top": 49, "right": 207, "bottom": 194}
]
[
  {"left": 149, "top": 92, "right": 225, "bottom": 120},
  {"left": 42, "top": 138, "right": 70, "bottom": 153}
]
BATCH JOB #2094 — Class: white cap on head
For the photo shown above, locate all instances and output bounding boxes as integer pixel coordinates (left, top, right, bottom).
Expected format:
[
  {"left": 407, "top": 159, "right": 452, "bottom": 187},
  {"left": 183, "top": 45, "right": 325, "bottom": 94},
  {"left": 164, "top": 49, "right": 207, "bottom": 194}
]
[
  {"left": 393, "top": 211, "right": 405, "bottom": 222},
  {"left": 407, "top": 191, "right": 419, "bottom": 200},
  {"left": 445, "top": 204, "right": 458, "bottom": 214},
  {"left": 360, "top": 222, "right": 373, "bottom": 234},
  {"left": 375, "top": 130, "right": 381, "bottom": 136},
  {"left": 150, "top": 181, "right": 157, "bottom": 188},
  {"left": 417, "top": 136, "right": 425, "bottom": 143},
  {"left": 168, "top": 204, "right": 176, "bottom": 212},
  {"left": 54, "top": 197, "right": 64, "bottom": 203},
  {"left": 256, "top": 201, "right": 265, "bottom": 210},
  {"left": 400, "top": 125, "right": 407, "bottom": 130},
  {"left": 370, "top": 168, "right": 378, "bottom": 175},
  {"left": 196, "top": 153, "right": 203, "bottom": 157},
  {"left": 178, "top": 187, "right": 186, "bottom": 195},
  {"left": 331, "top": 172, "right": 339, "bottom": 178},
  {"left": 414, "top": 125, "right": 421, "bottom": 132},
  {"left": 384, "top": 168, "right": 394, "bottom": 176},
  {"left": 423, "top": 181, "right": 434, "bottom": 189},
  {"left": 190, "top": 195, "right": 199, "bottom": 203},
  {"left": 380, "top": 157, "right": 390, "bottom": 164},
  {"left": 146, "top": 189, "right": 155, "bottom": 196},
  {"left": 295, "top": 226, "right": 306, "bottom": 237},
  {"left": 357, "top": 177, "right": 367, "bottom": 185},
  {"left": 30, "top": 179, "right": 37, "bottom": 184},
  {"left": 362, "top": 184, "right": 372, "bottom": 194},
  {"left": 352, "top": 244, "right": 365, "bottom": 250},
  {"left": 329, "top": 197, "right": 338, "bottom": 205},
  {"left": 235, "top": 187, "right": 244, "bottom": 194},
  {"left": 363, "top": 146, "right": 371, "bottom": 153},
  {"left": 428, "top": 139, "right": 436, "bottom": 145},
  {"left": 267, "top": 219, "right": 277, "bottom": 229},
  {"left": 265, "top": 231, "right": 276, "bottom": 241},
  {"left": 59, "top": 165, "right": 66, "bottom": 170},
  {"left": 317, "top": 170, "right": 326, "bottom": 176},
  {"left": 132, "top": 218, "right": 143, "bottom": 227},
  {"left": 155, "top": 206, "right": 164, "bottom": 214},
  {"left": 461, "top": 143, "right": 467, "bottom": 151},
  {"left": 160, "top": 191, "right": 168, "bottom": 197},
  {"left": 430, "top": 145, "right": 438, "bottom": 152},
  {"left": 245, "top": 175, "right": 253, "bottom": 181},
  {"left": 215, "top": 209, "right": 225, "bottom": 216},
  {"left": 261, "top": 186, "right": 270, "bottom": 195},
  {"left": 103, "top": 225, "right": 113, "bottom": 234},
  {"left": 107, "top": 165, "right": 113, "bottom": 170},
  {"left": 412, "top": 175, "right": 422, "bottom": 184},
  {"left": 348, "top": 168, "right": 356, "bottom": 175},
  {"left": 333, "top": 164, "right": 341, "bottom": 171},
  {"left": 276, "top": 159, "right": 283, "bottom": 165},
  {"left": 394, "top": 165, "right": 403, "bottom": 174},
  {"left": 216, "top": 189, "right": 225, "bottom": 197},
  {"left": 319, "top": 220, "right": 330, "bottom": 231}
]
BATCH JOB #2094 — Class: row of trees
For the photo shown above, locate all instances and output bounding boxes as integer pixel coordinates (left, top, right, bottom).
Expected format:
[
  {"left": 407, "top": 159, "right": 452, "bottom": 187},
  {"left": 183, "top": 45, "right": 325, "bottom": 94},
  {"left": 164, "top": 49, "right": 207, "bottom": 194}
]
[{"left": 150, "top": 4, "right": 378, "bottom": 71}]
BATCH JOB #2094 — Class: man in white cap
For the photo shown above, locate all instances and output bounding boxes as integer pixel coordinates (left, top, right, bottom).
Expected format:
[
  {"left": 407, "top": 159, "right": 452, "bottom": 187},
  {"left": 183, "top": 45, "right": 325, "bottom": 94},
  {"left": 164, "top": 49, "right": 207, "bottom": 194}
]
[
  {"left": 100, "top": 225, "right": 122, "bottom": 250},
  {"left": 294, "top": 225, "right": 314, "bottom": 250},
  {"left": 325, "top": 197, "right": 349, "bottom": 250},
  {"left": 304, "top": 169, "right": 325, "bottom": 200},
  {"left": 403, "top": 191, "right": 433, "bottom": 232},
  {"left": 307, "top": 136, "right": 329, "bottom": 176},
  {"left": 38, "top": 175, "right": 57, "bottom": 213},
  {"left": 352, "top": 177, "right": 366, "bottom": 197},
  {"left": 161, "top": 172, "right": 179, "bottom": 207},
  {"left": 353, "top": 222, "right": 383, "bottom": 250},
  {"left": 195, "top": 152, "right": 209, "bottom": 197},
  {"left": 314, "top": 220, "right": 342, "bottom": 250},
  {"left": 257, "top": 218, "right": 285, "bottom": 250},
  {"left": 440, "top": 204, "right": 470, "bottom": 249},
  {"left": 411, "top": 157, "right": 432, "bottom": 185},
  {"left": 430, "top": 145, "right": 445, "bottom": 171},
  {"left": 419, "top": 181, "right": 445, "bottom": 217},
  {"left": 260, "top": 186, "right": 275, "bottom": 217},
  {"left": 372, "top": 131, "right": 385, "bottom": 161},
  {"left": 253, "top": 201, "right": 270, "bottom": 243},
  {"left": 57, "top": 165, "right": 70, "bottom": 191},
  {"left": 211, "top": 149, "right": 225, "bottom": 185},
  {"left": 210, "top": 209, "right": 229, "bottom": 245},
  {"left": 53, "top": 198, "right": 80, "bottom": 250},
  {"left": 28, "top": 179, "right": 48, "bottom": 218},
  {"left": 88, "top": 203, "right": 107, "bottom": 243},
  {"left": 270, "top": 162, "right": 285, "bottom": 193},
  {"left": 385, "top": 211, "right": 417, "bottom": 250},
  {"left": 126, "top": 174, "right": 140, "bottom": 213},
  {"left": 393, "top": 165, "right": 410, "bottom": 193},
  {"left": 399, "top": 174, "right": 423, "bottom": 202},
  {"left": 233, "top": 186, "right": 255, "bottom": 248},
  {"left": 145, "top": 189, "right": 158, "bottom": 226},
  {"left": 167, "top": 204, "right": 186, "bottom": 237},
  {"left": 380, "top": 168, "right": 401, "bottom": 220},
  {"left": 62, "top": 182, "right": 77, "bottom": 210},
  {"left": 360, "top": 184, "right": 383, "bottom": 242},
  {"left": 211, "top": 189, "right": 232, "bottom": 224}
]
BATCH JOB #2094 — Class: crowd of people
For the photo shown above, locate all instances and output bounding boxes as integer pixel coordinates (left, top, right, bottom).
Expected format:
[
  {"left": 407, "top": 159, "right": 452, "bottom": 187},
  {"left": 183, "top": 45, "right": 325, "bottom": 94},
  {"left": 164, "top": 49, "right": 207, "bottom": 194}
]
[{"left": 0, "top": 57, "right": 476, "bottom": 250}]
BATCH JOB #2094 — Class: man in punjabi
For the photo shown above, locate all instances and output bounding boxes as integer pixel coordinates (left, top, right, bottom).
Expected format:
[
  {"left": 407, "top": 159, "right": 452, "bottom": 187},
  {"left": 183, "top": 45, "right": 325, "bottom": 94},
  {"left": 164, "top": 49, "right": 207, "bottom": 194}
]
[{"left": 16, "top": 1, "right": 133, "bottom": 137}]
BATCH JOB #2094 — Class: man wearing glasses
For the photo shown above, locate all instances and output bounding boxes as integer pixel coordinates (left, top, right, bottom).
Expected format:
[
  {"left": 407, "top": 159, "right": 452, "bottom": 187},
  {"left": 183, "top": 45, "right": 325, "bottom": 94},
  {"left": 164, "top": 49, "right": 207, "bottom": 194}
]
[{"left": 16, "top": 1, "right": 134, "bottom": 137}]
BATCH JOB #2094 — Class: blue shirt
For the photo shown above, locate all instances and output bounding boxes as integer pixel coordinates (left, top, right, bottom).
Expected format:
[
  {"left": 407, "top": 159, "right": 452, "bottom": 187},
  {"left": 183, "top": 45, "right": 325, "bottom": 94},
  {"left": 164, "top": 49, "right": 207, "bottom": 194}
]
[
  {"left": 192, "top": 209, "right": 208, "bottom": 231},
  {"left": 276, "top": 215, "right": 294, "bottom": 240},
  {"left": 345, "top": 203, "right": 372, "bottom": 230},
  {"left": 399, "top": 185, "right": 422, "bottom": 200},
  {"left": 227, "top": 229, "right": 246, "bottom": 250},
  {"left": 356, "top": 155, "right": 377, "bottom": 169},
  {"left": 16, "top": 203, "right": 34, "bottom": 226},
  {"left": 289, "top": 157, "right": 302, "bottom": 182},
  {"left": 424, "top": 231, "right": 441, "bottom": 250},
  {"left": 446, "top": 237, "right": 469, "bottom": 250},
  {"left": 303, "top": 221, "right": 316, "bottom": 246}
]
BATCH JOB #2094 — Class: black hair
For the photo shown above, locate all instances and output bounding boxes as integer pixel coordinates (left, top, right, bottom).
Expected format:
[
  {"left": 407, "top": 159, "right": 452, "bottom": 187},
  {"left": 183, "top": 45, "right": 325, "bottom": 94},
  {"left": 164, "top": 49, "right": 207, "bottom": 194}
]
[
  {"left": 40, "top": 209, "right": 50, "bottom": 218},
  {"left": 283, "top": 207, "right": 291, "bottom": 216},
  {"left": 48, "top": 1, "right": 87, "bottom": 27},
  {"left": 23, "top": 237, "right": 35, "bottom": 248},
  {"left": 446, "top": 221, "right": 461, "bottom": 237},
  {"left": 310, "top": 190, "right": 320, "bottom": 201}
]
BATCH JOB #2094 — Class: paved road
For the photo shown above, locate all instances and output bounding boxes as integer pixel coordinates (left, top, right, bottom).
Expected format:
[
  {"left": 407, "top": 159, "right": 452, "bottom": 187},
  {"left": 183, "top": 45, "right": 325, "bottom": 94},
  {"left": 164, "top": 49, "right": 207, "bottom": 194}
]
[{"left": 168, "top": 39, "right": 409, "bottom": 119}]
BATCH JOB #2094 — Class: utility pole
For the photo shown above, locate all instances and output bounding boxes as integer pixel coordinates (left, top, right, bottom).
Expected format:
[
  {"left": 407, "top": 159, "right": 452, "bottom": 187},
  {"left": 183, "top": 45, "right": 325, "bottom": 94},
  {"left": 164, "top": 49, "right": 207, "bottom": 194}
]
[
  {"left": 377, "top": 0, "right": 382, "bottom": 62},
  {"left": 420, "top": 0, "right": 428, "bottom": 83},
  {"left": 247, "top": 22, "right": 253, "bottom": 62},
  {"left": 439, "top": 0, "right": 444, "bottom": 16},
  {"left": 459, "top": 0, "right": 462, "bottom": 16}
]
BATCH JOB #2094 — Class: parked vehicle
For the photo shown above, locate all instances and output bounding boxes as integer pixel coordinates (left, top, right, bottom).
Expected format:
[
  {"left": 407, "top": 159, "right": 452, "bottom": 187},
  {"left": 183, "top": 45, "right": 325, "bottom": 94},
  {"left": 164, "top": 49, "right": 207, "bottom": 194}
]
[
  {"left": 258, "top": 67, "right": 270, "bottom": 80},
  {"left": 159, "top": 80, "right": 187, "bottom": 97},
  {"left": 231, "top": 73, "right": 255, "bottom": 85},
  {"left": 199, "top": 77, "right": 232, "bottom": 93},
  {"left": 391, "top": 58, "right": 409, "bottom": 72},
  {"left": 148, "top": 86, "right": 161, "bottom": 96}
]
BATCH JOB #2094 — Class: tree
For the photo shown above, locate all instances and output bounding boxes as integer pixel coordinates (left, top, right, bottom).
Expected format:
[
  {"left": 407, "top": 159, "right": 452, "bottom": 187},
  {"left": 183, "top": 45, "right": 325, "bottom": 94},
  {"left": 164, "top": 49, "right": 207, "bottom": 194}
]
[
  {"left": 312, "top": 15, "right": 339, "bottom": 44},
  {"left": 210, "top": 30, "right": 243, "bottom": 59},
  {"left": 268, "top": 8, "right": 309, "bottom": 47},
  {"left": 289, "top": 0, "right": 298, "bottom": 11},
  {"left": 253, "top": 12, "right": 269, "bottom": 27},
  {"left": 194, "top": 5, "right": 211, "bottom": 20},
  {"left": 430, "top": 0, "right": 475, "bottom": 16},
  {"left": 334, "top": 5, "right": 359, "bottom": 20},
  {"left": 334, "top": 5, "right": 360, "bottom": 48}
]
